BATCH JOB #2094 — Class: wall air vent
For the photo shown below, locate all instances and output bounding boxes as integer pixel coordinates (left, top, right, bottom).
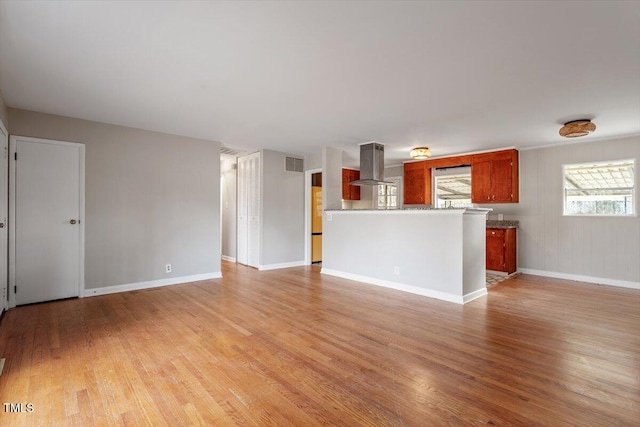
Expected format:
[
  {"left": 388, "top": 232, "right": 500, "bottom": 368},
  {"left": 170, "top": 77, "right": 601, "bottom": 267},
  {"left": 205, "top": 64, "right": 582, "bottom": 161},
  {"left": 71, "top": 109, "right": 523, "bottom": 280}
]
[{"left": 285, "top": 157, "right": 304, "bottom": 172}]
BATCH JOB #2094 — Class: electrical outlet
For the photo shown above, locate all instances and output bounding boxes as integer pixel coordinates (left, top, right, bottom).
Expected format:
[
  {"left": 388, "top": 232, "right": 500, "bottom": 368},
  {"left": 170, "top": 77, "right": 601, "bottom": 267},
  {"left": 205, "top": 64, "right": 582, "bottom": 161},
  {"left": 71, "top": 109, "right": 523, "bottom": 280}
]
[
  {"left": 394, "top": 266, "right": 400, "bottom": 275},
  {"left": 498, "top": 214, "right": 504, "bottom": 220},
  {"left": 165, "top": 264, "right": 172, "bottom": 273}
]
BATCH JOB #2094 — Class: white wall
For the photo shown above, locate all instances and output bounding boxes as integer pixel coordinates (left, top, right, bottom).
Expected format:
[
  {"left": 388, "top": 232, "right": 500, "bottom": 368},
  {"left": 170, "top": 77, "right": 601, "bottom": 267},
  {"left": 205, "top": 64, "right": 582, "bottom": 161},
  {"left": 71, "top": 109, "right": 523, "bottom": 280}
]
[
  {"left": 345, "top": 188, "right": 374, "bottom": 209},
  {"left": 384, "top": 164, "right": 403, "bottom": 179},
  {"left": 485, "top": 136, "right": 640, "bottom": 286},
  {"left": 322, "top": 147, "right": 342, "bottom": 210},
  {"left": 0, "top": 89, "right": 8, "bottom": 127},
  {"left": 260, "top": 149, "right": 305, "bottom": 267},
  {"left": 305, "top": 152, "right": 322, "bottom": 171},
  {"left": 9, "top": 108, "right": 221, "bottom": 290},
  {"left": 221, "top": 155, "right": 237, "bottom": 261},
  {"left": 462, "top": 213, "right": 486, "bottom": 296}
]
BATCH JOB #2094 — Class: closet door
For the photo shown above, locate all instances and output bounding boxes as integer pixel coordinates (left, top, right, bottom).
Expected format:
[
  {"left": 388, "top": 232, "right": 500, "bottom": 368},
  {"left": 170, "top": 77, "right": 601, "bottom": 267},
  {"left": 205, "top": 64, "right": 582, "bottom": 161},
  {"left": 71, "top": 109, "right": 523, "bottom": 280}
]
[
  {"left": 236, "top": 156, "right": 248, "bottom": 265},
  {"left": 0, "top": 122, "right": 7, "bottom": 312},
  {"left": 247, "top": 152, "right": 261, "bottom": 268}
]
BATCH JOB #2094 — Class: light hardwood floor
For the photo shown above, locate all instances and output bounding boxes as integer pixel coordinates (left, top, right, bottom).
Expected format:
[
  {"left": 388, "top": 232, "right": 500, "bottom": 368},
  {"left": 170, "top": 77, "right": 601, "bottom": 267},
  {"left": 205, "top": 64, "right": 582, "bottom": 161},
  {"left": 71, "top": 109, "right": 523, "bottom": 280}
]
[{"left": 1, "top": 261, "right": 639, "bottom": 426}]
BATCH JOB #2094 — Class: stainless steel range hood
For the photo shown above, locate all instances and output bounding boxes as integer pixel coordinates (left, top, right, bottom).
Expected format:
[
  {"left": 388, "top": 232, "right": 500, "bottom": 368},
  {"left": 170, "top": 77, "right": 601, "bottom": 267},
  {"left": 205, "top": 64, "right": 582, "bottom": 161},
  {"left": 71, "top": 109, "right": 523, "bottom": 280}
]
[{"left": 350, "top": 142, "right": 394, "bottom": 186}]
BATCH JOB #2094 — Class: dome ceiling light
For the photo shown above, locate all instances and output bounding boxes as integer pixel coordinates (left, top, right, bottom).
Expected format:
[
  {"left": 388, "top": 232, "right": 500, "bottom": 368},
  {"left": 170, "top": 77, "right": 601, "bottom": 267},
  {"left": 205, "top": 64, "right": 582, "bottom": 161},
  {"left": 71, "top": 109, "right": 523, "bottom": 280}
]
[
  {"left": 559, "top": 120, "right": 596, "bottom": 138},
  {"left": 410, "top": 147, "right": 431, "bottom": 159}
]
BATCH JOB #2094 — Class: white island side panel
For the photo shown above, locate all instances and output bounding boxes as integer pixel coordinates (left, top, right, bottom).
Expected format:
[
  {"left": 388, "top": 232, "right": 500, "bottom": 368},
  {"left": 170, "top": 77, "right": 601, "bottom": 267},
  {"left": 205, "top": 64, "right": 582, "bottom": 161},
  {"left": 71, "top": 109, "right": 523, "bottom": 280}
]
[
  {"left": 463, "top": 213, "right": 488, "bottom": 300},
  {"left": 322, "top": 210, "right": 472, "bottom": 301}
]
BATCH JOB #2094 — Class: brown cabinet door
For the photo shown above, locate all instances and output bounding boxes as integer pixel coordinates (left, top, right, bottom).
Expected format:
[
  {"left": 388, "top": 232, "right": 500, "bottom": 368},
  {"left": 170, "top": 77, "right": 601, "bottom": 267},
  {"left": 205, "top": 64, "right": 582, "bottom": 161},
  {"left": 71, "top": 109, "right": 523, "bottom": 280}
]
[
  {"left": 490, "top": 158, "right": 514, "bottom": 202},
  {"left": 471, "top": 160, "right": 492, "bottom": 203},
  {"left": 404, "top": 168, "right": 424, "bottom": 204},
  {"left": 403, "top": 162, "right": 432, "bottom": 205},
  {"left": 351, "top": 170, "right": 361, "bottom": 200},
  {"left": 471, "top": 150, "right": 519, "bottom": 204},
  {"left": 342, "top": 169, "right": 350, "bottom": 200},
  {"left": 342, "top": 169, "right": 361, "bottom": 201},
  {"left": 486, "top": 229, "right": 505, "bottom": 271},
  {"left": 504, "top": 228, "right": 517, "bottom": 274}
]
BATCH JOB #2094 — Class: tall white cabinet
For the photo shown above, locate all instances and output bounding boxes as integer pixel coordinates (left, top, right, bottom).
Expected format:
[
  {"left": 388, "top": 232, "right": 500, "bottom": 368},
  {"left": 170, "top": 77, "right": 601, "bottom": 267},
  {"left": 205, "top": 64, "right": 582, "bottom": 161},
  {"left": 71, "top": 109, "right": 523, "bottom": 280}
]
[{"left": 237, "top": 152, "right": 261, "bottom": 267}]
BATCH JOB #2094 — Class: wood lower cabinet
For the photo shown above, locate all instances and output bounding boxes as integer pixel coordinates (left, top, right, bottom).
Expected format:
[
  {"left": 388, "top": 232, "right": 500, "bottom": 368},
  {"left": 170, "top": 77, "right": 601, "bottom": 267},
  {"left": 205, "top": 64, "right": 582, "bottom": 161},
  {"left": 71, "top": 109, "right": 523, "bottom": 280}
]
[
  {"left": 342, "top": 168, "right": 361, "bottom": 200},
  {"left": 471, "top": 149, "right": 519, "bottom": 203},
  {"left": 486, "top": 227, "right": 517, "bottom": 274},
  {"left": 404, "top": 161, "right": 432, "bottom": 205}
]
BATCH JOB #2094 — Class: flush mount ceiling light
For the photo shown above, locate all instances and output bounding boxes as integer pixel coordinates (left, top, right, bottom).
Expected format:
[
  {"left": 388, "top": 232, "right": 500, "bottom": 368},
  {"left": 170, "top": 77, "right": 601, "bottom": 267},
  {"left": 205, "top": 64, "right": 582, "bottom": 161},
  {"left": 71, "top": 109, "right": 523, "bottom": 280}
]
[
  {"left": 410, "top": 147, "right": 431, "bottom": 159},
  {"left": 559, "top": 120, "right": 596, "bottom": 138}
]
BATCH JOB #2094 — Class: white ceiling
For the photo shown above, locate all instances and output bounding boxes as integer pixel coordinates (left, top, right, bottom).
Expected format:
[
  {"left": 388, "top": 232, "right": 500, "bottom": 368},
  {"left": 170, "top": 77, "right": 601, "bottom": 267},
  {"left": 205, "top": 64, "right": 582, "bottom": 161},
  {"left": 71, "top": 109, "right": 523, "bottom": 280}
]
[{"left": 1, "top": 1, "right": 639, "bottom": 167}]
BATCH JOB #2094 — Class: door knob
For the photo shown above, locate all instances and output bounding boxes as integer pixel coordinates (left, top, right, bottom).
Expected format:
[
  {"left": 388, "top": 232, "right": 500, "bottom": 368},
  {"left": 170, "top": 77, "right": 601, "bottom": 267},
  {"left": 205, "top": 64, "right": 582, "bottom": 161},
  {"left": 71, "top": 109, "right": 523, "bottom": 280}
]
[{"left": 70, "top": 219, "right": 77, "bottom": 225}]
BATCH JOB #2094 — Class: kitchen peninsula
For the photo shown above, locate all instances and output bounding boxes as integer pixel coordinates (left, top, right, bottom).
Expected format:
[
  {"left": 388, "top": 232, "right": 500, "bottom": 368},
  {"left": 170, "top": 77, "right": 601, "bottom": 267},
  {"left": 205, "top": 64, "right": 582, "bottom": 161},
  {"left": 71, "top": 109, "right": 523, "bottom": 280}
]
[{"left": 321, "top": 208, "right": 491, "bottom": 304}]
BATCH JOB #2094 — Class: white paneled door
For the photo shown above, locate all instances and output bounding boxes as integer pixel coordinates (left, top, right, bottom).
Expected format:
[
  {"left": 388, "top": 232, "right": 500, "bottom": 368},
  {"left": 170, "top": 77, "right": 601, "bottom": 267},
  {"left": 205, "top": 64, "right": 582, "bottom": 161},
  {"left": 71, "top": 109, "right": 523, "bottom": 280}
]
[
  {"left": 237, "top": 152, "right": 260, "bottom": 268},
  {"left": 0, "top": 122, "right": 7, "bottom": 313},
  {"left": 10, "top": 136, "right": 84, "bottom": 306},
  {"left": 237, "top": 154, "right": 248, "bottom": 265},
  {"left": 247, "top": 153, "right": 260, "bottom": 268}
]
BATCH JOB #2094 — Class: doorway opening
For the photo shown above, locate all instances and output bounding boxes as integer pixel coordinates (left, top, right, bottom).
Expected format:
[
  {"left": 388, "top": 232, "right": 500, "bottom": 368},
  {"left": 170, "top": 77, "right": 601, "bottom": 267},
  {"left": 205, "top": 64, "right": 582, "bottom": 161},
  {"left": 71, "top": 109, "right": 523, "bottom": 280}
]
[
  {"left": 304, "top": 168, "right": 322, "bottom": 265},
  {"left": 311, "top": 172, "right": 322, "bottom": 265}
]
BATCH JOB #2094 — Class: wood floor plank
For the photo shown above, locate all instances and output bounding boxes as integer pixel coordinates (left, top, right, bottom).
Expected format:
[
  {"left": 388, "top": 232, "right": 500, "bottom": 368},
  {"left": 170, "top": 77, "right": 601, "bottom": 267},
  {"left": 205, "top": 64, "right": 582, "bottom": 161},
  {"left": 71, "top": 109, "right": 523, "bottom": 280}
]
[{"left": 0, "top": 262, "right": 639, "bottom": 426}]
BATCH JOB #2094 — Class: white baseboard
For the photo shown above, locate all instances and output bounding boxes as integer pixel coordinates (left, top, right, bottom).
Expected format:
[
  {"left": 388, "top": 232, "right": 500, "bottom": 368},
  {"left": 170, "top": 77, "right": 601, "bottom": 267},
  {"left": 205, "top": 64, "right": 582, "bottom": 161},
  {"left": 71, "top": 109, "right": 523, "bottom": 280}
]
[
  {"left": 84, "top": 272, "right": 223, "bottom": 297},
  {"left": 221, "top": 255, "right": 236, "bottom": 262},
  {"left": 320, "top": 268, "right": 485, "bottom": 305},
  {"left": 519, "top": 268, "right": 640, "bottom": 290},
  {"left": 258, "top": 261, "right": 305, "bottom": 271},
  {"left": 463, "top": 287, "right": 488, "bottom": 303}
]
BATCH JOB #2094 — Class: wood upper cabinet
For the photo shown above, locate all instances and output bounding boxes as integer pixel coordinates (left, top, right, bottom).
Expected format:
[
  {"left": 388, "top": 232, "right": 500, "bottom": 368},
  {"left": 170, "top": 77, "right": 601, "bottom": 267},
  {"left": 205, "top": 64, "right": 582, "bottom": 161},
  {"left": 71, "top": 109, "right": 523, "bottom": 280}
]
[
  {"left": 486, "top": 228, "right": 517, "bottom": 274},
  {"left": 342, "top": 168, "right": 361, "bottom": 200},
  {"left": 403, "top": 149, "right": 518, "bottom": 206},
  {"left": 404, "top": 161, "right": 432, "bottom": 205},
  {"left": 471, "top": 149, "right": 519, "bottom": 203}
]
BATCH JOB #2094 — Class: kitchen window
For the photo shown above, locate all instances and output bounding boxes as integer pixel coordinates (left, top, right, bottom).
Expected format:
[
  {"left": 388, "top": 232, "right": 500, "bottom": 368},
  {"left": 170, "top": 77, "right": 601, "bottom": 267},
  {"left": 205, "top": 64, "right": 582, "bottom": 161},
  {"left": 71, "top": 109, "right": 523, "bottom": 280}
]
[
  {"left": 433, "top": 166, "right": 472, "bottom": 208},
  {"left": 376, "top": 177, "right": 401, "bottom": 209},
  {"left": 563, "top": 159, "right": 635, "bottom": 216}
]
